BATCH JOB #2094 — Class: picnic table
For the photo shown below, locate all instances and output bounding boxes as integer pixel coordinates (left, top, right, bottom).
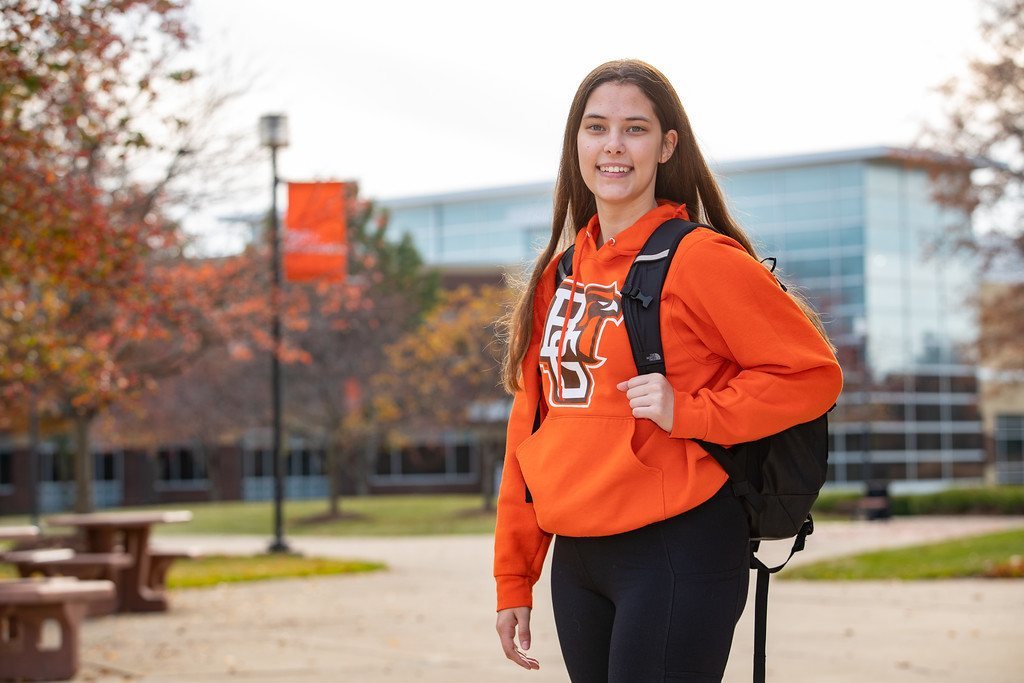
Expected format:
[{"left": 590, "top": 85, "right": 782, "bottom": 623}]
[
  {"left": 0, "top": 525, "right": 41, "bottom": 542},
  {"left": 45, "top": 510, "right": 192, "bottom": 613},
  {"left": 0, "top": 578, "right": 115, "bottom": 681},
  {"left": 2, "top": 527, "right": 115, "bottom": 680}
]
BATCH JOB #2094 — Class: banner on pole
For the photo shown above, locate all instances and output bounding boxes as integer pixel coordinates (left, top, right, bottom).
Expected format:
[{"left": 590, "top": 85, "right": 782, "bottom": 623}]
[{"left": 284, "top": 182, "right": 347, "bottom": 282}]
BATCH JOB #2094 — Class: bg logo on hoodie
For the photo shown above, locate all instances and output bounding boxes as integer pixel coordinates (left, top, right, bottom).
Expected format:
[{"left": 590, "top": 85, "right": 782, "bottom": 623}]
[{"left": 540, "top": 280, "right": 623, "bottom": 407}]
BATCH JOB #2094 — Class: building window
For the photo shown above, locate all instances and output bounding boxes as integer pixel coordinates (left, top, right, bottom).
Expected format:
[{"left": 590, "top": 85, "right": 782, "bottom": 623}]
[
  {"left": 949, "top": 374, "right": 978, "bottom": 394},
  {"left": 250, "top": 448, "right": 270, "bottom": 478},
  {"left": 455, "top": 444, "right": 473, "bottom": 474},
  {"left": 246, "top": 448, "right": 325, "bottom": 478},
  {"left": 400, "top": 445, "right": 446, "bottom": 476},
  {"left": 869, "top": 433, "right": 907, "bottom": 451},
  {"left": 288, "top": 449, "right": 324, "bottom": 476},
  {"left": 93, "top": 451, "right": 119, "bottom": 481},
  {"left": 952, "top": 461, "right": 985, "bottom": 478},
  {"left": 0, "top": 450, "right": 12, "bottom": 488},
  {"left": 156, "top": 446, "right": 208, "bottom": 488},
  {"left": 845, "top": 433, "right": 866, "bottom": 451},
  {"left": 950, "top": 404, "right": 980, "bottom": 421},
  {"left": 951, "top": 433, "right": 982, "bottom": 450},
  {"left": 373, "top": 439, "right": 477, "bottom": 480},
  {"left": 995, "top": 416, "right": 1024, "bottom": 462},
  {"left": 38, "top": 449, "right": 70, "bottom": 483},
  {"left": 874, "top": 463, "right": 907, "bottom": 481}
]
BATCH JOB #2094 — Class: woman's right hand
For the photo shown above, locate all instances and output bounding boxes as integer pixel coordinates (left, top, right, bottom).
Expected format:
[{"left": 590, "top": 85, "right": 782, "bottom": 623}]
[{"left": 496, "top": 606, "right": 541, "bottom": 670}]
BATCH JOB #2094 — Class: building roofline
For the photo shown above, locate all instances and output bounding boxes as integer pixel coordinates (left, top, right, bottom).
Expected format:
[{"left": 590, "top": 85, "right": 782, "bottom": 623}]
[
  {"left": 379, "top": 146, "right": 980, "bottom": 206},
  {"left": 715, "top": 145, "right": 980, "bottom": 173},
  {"left": 380, "top": 180, "right": 553, "bottom": 208}
]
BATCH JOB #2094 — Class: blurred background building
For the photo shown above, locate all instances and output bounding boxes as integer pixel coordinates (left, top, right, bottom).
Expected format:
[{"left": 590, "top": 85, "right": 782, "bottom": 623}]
[
  {"left": 383, "top": 146, "right": 990, "bottom": 494},
  {"left": 3, "top": 145, "right": 1017, "bottom": 514}
]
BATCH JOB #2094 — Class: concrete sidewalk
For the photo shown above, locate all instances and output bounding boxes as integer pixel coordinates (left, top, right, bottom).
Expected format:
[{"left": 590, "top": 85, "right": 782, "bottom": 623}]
[{"left": 75, "top": 517, "right": 1024, "bottom": 682}]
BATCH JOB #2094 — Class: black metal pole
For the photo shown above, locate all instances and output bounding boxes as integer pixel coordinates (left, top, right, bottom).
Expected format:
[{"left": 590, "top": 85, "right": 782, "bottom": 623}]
[
  {"left": 28, "top": 388, "right": 40, "bottom": 526},
  {"left": 268, "top": 145, "right": 290, "bottom": 554},
  {"left": 28, "top": 281, "right": 40, "bottom": 526}
]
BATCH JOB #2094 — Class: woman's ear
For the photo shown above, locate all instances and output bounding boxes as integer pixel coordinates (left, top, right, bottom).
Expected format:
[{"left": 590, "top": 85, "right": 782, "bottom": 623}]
[{"left": 660, "top": 130, "right": 678, "bottom": 163}]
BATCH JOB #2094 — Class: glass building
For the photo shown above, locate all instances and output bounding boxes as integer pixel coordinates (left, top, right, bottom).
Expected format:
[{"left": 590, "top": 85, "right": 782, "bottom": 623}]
[
  {"left": 384, "top": 181, "right": 554, "bottom": 270},
  {"left": 381, "top": 147, "right": 984, "bottom": 492}
]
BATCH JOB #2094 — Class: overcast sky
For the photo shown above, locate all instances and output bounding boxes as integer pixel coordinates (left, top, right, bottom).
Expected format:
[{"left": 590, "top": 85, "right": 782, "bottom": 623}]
[{"left": 180, "top": 0, "right": 985, "bottom": 247}]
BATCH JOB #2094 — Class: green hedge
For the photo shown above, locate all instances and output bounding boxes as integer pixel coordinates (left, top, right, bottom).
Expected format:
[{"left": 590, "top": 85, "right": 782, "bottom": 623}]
[
  {"left": 890, "top": 487, "right": 1024, "bottom": 515},
  {"left": 811, "top": 490, "right": 862, "bottom": 515},
  {"left": 811, "top": 486, "right": 1024, "bottom": 516}
]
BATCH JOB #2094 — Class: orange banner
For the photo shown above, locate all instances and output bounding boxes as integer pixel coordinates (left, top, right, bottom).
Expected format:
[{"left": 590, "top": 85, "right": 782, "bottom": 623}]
[{"left": 284, "top": 182, "right": 347, "bottom": 282}]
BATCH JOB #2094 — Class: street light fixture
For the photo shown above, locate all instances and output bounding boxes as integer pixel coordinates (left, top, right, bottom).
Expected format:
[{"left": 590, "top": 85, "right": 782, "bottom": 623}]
[{"left": 259, "top": 113, "right": 290, "bottom": 554}]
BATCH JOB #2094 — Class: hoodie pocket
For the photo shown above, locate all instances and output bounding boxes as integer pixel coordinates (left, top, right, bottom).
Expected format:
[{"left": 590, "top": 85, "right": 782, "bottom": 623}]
[{"left": 516, "top": 414, "right": 665, "bottom": 536}]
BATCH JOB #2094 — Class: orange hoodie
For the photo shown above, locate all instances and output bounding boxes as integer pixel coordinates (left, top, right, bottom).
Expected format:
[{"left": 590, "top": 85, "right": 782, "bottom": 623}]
[{"left": 493, "top": 201, "right": 843, "bottom": 611}]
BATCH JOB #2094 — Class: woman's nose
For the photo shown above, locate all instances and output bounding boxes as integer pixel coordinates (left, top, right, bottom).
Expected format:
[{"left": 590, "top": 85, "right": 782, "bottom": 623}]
[{"left": 604, "top": 132, "right": 624, "bottom": 154}]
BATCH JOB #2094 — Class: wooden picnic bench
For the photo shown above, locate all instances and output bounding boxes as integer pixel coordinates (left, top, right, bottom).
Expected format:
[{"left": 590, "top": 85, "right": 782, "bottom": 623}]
[
  {"left": 8, "top": 528, "right": 201, "bottom": 606},
  {"left": 0, "top": 526, "right": 41, "bottom": 544},
  {"left": 147, "top": 546, "right": 202, "bottom": 591},
  {"left": 4, "top": 549, "right": 134, "bottom": 616},
  {"left": 0, "top": 578, "right": 115, "bottom": 681},
  {"left": 45, "top": 510, "right": 193, "bottom": 613}
]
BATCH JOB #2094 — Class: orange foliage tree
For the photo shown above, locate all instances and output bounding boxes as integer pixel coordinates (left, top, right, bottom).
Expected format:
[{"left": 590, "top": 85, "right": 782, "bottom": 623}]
[
  {"left": 372, "top": 284, "right": 511, "bottom": 510},
  {"left": 0, "top": 0, "right": 252, "bottom": 510},
  {"left": 919, "top": 0, "right": 1024, "bottom": 378},
  {"left": 93, "top": 192, "right": 440, "bottom": 514},
  {"left": 284, "top": 196, "right": 439, "bottom": 515}
]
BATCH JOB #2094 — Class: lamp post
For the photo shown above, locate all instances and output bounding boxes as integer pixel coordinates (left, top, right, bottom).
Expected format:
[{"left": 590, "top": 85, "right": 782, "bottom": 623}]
[{"left": 259, "top": 113, "right": 290, "bottom": 554}]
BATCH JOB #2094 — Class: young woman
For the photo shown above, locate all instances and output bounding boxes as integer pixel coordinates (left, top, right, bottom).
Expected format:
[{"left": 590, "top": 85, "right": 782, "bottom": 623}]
[{"left": 493, "top": 60, "right": 843, "bottom": 681}]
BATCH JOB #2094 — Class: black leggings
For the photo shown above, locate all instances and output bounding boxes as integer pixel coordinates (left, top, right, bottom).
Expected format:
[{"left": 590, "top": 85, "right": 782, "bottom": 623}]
[{"left": 550, "top": 485, "right": 750, "bottom": 682}]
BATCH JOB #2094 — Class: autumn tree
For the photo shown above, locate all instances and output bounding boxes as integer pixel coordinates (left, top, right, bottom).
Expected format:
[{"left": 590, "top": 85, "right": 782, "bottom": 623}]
[
  {"left": 93, "top": 191, "right": 440, "bottom": 516},
  {"left": 1, "top": 0, "right": 252, "bottom": 510},
  {"left": 371, "top": 284, "right": 511, "bottom": 511},
  {"left": 284, "top": 195, "right": 439, "bottom": 517},
  {"left": 919, "top": 0, "right": 1024, "bottom": 377},
  {"left": 90, "top": 251, "right": 280, "bottom": 501}
]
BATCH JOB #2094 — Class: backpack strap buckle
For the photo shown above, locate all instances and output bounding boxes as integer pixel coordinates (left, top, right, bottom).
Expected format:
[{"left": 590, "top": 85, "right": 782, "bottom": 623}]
[{"left": 626, "top": 286, "right": 653, "bottom": 308}]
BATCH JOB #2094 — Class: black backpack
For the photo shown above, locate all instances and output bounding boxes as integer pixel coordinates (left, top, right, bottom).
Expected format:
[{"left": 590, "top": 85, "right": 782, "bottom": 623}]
[{"left": 552, "top": 217, "right": 831, "bottom": 683}]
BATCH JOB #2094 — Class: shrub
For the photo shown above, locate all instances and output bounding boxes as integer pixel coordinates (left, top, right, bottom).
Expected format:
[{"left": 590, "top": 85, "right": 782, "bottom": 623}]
[{"left": 891, "top": 487, "right": 1024, "bottom": 516}]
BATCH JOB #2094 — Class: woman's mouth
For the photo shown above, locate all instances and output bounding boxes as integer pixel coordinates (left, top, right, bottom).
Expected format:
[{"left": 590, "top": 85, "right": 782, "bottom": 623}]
[{"left": 598, "top": 165, "right": 632, "bottom": 176}]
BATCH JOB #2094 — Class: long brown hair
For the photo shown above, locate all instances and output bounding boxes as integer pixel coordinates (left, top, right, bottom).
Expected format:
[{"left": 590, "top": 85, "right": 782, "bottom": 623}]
[{"left": 499, "top": 59, "right": 831, "bottom": 393}]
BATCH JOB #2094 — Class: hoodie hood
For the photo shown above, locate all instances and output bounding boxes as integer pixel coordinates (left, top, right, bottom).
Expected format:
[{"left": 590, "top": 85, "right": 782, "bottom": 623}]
[{"left": 574, "top": 201, "right": 691, "bottom": 267}]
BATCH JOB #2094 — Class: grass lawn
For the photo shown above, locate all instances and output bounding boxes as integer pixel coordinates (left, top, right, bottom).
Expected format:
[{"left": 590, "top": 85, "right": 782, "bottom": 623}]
[
  {"left": 783, "top": 528, "right": 1024, "bottom": 580},
  {"left": 166, "top": 554, "right": 384, "bottom": 588},
  {"left": 0, "top": 494, "right": 497, "bottom": 537},
  {"left": 0, "top": 554, "right": 385, "bottom": 586}
]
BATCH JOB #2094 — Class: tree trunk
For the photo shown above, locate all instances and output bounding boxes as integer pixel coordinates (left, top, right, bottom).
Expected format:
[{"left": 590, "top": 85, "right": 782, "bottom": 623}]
[
  {"left": 73, "top": 413, "right": 94, "bottom": 513},
  {"left": 205, "top": 445, "right": 221, "bottom": 502},
  {"left": 480, "top": 440, "right": 497, "bottom": 512},
  {"left": 326, "top": 440, "right": 341, "bottom": 517},
  {"left": 354, "top": 435, "right": 371, "bottom": 497}
]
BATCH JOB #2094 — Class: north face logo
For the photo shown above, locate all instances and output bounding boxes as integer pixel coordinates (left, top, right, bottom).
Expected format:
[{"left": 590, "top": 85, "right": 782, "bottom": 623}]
[{"left": 540, "top": 279, "right": 623, "bottom": 407}]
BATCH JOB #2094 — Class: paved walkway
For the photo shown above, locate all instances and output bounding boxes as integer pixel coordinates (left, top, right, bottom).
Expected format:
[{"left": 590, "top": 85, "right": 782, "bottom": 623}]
[{"left": 75, "top": 516, "right": 1024, "bottom": 682}]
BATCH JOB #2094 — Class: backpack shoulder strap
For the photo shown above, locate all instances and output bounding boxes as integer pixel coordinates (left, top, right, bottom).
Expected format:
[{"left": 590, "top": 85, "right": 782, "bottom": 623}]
[
  {"left": 622, "top": 218, "right": 711, "bottom": 376},
  {"left": 555, "top": 245, "right": 575, "bottom": 286},
  {"left": 530, "top": 246, "right": 575, "bottom": 504}
]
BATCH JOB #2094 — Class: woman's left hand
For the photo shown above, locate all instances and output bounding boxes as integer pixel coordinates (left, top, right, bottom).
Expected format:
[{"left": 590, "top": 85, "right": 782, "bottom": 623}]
[{"left": 616, "top": 374, "right": 674, "bottom": 432}]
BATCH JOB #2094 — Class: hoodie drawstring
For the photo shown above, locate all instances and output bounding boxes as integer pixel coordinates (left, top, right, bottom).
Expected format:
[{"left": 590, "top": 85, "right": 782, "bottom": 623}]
[{"left": 555, "top": 235, "right": 583, "bottom": 402}]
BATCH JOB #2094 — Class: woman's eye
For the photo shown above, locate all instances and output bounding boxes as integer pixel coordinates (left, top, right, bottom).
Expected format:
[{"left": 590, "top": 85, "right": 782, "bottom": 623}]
[
  {"left": 627, "top": 126, "right": 646, "bottom": 133},
  {"left": 586, "top": 124, "right": 604, "bottom": 132}
]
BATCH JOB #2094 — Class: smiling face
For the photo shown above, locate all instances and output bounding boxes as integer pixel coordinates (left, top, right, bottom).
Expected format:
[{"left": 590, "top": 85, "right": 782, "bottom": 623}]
[{"left": 576, "top": 81, "right": 678, "bottom": 219}]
